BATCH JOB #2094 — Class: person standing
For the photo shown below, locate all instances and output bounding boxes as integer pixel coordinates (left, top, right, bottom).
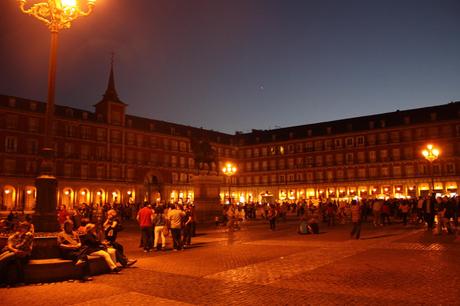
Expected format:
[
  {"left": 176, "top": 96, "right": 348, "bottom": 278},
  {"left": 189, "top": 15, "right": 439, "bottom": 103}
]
[
  {"left": 153, "top": 207, "right": 167, "bottom": 251},
  {"left": 168, "top": 204, "right": 185, "bottom": 251},
  {"left": 182, "top": 206, "right": 193, "bottom": 248},
  {"left": 137, "top": 202, "right": 154, "bottom": 252},
  {"left": 226, "top": 205, "right": 235, "bottom": 232},
  {"left": 268, "top": 205, "right": 278, "bottom": 230},
  {"left": 400, "top": 201, "right": 410, "bottom": 226},
  {"left": 350, "top": 200, "right": 362, "bottom": 239},
  {"left": 381, "top": 201, "right": 391, "bottom": 225},
  {"left": 58, "top": 205, "right": 70, "bottom": 229},
  {"left": 372, "top": 200, "right": 382, "bottom": 227},
  {"left": 423, "top": 195, "right": 435, "bottom": 231}
]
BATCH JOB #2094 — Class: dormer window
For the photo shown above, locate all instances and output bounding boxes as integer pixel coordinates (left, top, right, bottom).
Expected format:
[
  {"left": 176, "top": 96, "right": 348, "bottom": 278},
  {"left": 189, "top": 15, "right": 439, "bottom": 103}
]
[
  {"left": 8, "top": 98, "right": 16, "bottom": 107},
  {"left": 272, "top": 134, "right": 276, "bottom": 141},
  {"left": 380, "top": 120, "right": 386, "bottom": 128},
  {"left": 82, "top": 112, "right": 88, "bottom": 120},
  {"left": 65, "top": 108, "right": 74, "bottom": 117},
  {"left": 127, "top": 119, "right": 132, "bottom": 127},
  {"left": 404, "top": 116, "right": 410, "bottom": 125},
  {"left": 430, "top": 112, "right": 437, "bottom": 121},
  {"left": 29, "top": 101, "right": 37, "bottom": 111},
  {"left": 289, "top": 132, "right": 294, "bottom": 139},
  {"left": 150, "top": 123, "right": 155, "bottom": 131},
  {"left": 326, "top": 127, "right": 332, "bottom": 134},
  {"left": 307, "top": 129, "right": 312, "bottom": 137},
  {"left": 369, "top": 121, "right": 375, "bottom": 129}
]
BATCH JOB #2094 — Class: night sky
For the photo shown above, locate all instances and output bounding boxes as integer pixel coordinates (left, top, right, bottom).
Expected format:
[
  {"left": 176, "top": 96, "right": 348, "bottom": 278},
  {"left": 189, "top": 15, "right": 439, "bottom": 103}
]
[{"left": 1, "top": 0, "right": 459, "bottom": 134}]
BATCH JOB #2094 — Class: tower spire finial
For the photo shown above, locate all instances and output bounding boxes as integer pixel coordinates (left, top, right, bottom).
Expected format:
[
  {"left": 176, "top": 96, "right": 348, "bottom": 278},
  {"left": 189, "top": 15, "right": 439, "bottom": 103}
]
[{"left": 102, "top": 52, "right": 123, "bottom": 103}]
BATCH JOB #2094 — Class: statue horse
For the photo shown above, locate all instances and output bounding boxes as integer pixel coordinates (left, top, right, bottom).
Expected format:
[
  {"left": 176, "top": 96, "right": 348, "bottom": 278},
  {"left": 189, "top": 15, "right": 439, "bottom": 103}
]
[{"left": 190, "top": 139, "right": 218, "bottom": 174}]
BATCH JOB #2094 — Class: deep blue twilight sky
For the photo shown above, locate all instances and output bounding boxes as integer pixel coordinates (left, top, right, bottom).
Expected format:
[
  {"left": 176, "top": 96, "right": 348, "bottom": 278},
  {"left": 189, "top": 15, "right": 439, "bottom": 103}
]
[{"left": 1, "top": 0, "right": 459, "bottom": 134}]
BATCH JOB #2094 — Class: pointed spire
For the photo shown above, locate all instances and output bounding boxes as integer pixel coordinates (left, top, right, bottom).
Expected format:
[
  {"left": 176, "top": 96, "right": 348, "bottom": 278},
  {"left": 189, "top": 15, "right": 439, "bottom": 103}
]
[{"left": 102, "top": 52, "right": 124, "bottom": 104}]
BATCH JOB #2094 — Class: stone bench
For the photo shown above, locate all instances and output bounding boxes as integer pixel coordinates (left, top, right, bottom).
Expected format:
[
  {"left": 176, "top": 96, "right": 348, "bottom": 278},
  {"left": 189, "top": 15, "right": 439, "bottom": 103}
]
[{"left": 6, "top": 255, "right": 110, "bottom": 284}]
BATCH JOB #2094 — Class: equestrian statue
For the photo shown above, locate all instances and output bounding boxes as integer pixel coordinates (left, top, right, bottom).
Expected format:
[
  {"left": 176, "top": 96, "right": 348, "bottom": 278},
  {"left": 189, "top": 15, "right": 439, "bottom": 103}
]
[{"left": 190, "top": 137, "right": 218, "bottom": 174}]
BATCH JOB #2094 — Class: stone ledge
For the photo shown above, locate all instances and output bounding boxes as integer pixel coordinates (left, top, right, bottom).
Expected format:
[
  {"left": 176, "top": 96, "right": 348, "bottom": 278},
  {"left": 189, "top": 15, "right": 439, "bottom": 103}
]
[{"left": 6, "top": 255, "right": 110, "bottom": 284}]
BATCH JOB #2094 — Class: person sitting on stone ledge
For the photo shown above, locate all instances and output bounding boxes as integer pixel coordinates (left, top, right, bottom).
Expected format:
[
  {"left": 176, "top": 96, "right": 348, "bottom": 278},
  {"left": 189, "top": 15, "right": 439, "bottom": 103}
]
[
  {"left": 0, "top": 221, "right": 34, "bottom": 286},
  {"left": 57, "top": 220, "right": 93, "bottom": 282},
  {"left": 103, "top": 210, "right": 136, "bottom": 268},
  {"left": 81, "top": 223, "right": 121, "bottom": 273}
]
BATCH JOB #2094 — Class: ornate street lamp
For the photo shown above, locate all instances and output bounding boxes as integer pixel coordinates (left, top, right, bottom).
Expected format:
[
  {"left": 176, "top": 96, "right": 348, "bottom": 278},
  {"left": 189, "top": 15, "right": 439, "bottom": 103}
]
[
  {"left": 222, "top": 162, "right": 237, "bottom": 204},
  {"left": 17, "top": 0, "right": 96, "bottom": 231},
  {"left": 422, "top": 144, "right": 440, "bottom": 193}
]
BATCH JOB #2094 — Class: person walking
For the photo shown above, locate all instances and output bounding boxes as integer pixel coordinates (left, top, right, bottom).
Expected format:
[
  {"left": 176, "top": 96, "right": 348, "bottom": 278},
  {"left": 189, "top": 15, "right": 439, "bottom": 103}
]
[
  {"left": 350, "top": 200, "right": 362, "bottom": 239},
  {"left": 168, "top": 204, "right": 185, "bottom": 251},
  {"left": 137, "top": 202, "right": 154, "bottom": 252}
]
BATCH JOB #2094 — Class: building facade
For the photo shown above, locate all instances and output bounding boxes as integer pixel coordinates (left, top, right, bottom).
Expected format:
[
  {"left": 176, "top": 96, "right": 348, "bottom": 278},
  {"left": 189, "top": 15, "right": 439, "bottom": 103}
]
[
  {"left": 1, "top": 68, "right": 459, "bottom": 211},
  {"left": 233, "top": 104, "right": 460, "bottom": 204}
]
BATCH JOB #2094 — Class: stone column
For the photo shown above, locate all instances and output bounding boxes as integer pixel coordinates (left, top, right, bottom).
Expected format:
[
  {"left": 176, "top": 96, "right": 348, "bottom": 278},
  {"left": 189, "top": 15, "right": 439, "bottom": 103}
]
[{"left": 34, "top": 148, "right": 60, "bottom": 232}]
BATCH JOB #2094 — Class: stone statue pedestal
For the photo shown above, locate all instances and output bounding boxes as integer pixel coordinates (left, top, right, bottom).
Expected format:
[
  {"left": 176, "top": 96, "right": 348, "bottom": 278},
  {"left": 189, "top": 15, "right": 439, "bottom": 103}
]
[{"left": 192, "top": 174, "right": 223, "bottom": 223}]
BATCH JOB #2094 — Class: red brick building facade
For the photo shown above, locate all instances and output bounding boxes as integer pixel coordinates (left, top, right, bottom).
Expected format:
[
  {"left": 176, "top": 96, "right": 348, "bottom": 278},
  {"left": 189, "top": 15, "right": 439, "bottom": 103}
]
[{"left": 1, "top": 69, "right": 459, "bottom": 211}]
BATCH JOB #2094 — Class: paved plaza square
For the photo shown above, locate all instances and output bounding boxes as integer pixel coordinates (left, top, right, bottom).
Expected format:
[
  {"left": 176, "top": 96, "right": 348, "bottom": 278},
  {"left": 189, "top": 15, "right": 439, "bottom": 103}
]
[{"left": 1, "top": 218, "right": 459, "bottom": 305}]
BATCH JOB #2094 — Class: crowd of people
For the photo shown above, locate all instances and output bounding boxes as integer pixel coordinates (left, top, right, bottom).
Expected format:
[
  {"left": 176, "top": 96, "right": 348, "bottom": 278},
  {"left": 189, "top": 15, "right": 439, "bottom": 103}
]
[
  {"left": 0, "top": 204, "right": 137, "bottom": 286},
  {"left": 217, "top": 194, "right": 460, "bottom": 238},
  {"left": 137, "top": 202, "right": 195, "bottom": 252},
  {"left": 1, "top": 193, "right": 458, "bottom": 286}
]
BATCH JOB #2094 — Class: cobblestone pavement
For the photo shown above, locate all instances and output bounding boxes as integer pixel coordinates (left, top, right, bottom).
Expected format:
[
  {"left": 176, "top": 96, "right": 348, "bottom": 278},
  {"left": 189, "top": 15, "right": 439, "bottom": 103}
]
[{"left": 1, "top": 216, "right": 460, "bottom": 305}]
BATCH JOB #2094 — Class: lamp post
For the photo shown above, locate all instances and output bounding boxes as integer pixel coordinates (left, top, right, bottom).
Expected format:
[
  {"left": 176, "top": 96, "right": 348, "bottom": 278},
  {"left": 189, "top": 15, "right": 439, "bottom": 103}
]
[
  {"left": 222, "top": 162, "right": 237, "bottom": 204},
  {"left": 422, "top": 144, "right": 440, "bottom": 194},
  {"left": 17, "top": 0, "right": 96, "bottom": 231}
]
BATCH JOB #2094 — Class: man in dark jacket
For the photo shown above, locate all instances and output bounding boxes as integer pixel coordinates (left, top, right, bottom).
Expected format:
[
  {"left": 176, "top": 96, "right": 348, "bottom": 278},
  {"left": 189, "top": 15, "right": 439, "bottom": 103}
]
[{"left": 423, "top": 194, "right": 436, "bottom": 231}]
